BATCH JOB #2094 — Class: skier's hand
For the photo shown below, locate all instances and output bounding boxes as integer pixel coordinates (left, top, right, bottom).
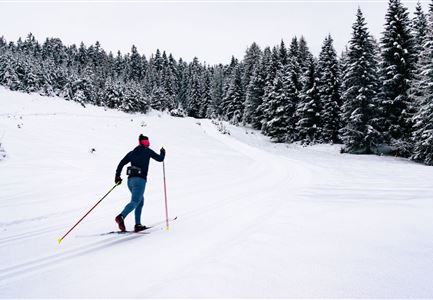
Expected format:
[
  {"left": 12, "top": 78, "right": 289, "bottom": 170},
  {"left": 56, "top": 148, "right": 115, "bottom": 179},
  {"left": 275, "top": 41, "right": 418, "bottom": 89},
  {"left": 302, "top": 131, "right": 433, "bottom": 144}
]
[
  {"left": 160, "top": 147, "right": 166, "bottom": 155},
  {"left": 115, "top": 176, "right": 122, "bottom": 185}
]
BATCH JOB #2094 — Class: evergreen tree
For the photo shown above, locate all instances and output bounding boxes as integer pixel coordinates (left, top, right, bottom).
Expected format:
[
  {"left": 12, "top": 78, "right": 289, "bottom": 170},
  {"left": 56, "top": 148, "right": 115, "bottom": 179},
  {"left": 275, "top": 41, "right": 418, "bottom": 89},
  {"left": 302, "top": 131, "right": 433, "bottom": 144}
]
[
  {"left": 340, "top": 8, "right": 382, "bottom": 154},
  {"left": 128, "top": 45, "right": 143, "bottom": 82},
  {"left": 298, "top": 36, "right": 314, "bottom": 73},
  {"left": 253, "top": 47, "right": 272, "bottom": 129},
  {"left": 222, "top": 65, "right": 244, "bottom": 124},
  {"left": 317, "top": 34, "right": 341, "bottom": 143},
  {"left": 411, "top": 2, "right": 433, "bottom": 165},
  {"left": 412, "top": 1, "right": 428, "bottom": 62},
  {"left": 199, "top": 68, "right": 212, "bottom": 118},
  {"left": 209, "top": 64, "right": 224, "bottom": 117},
  {"left": 243, "top": 59, "right": 266, "bottom": 127},
  {"left": 378, "top": 0, "right": 416, "bottom": 153},
  {"left": 186, "top": 67, "right": 202, "bottom": 118},
  {"left": 262, "top": 67, "right": 292, "bottom": 142},
  {"left": 242, "top": 42, "right": 262, "bottom": 96},
  {"left": 295, "top": 57, "right": 321, "bottom": 144}
]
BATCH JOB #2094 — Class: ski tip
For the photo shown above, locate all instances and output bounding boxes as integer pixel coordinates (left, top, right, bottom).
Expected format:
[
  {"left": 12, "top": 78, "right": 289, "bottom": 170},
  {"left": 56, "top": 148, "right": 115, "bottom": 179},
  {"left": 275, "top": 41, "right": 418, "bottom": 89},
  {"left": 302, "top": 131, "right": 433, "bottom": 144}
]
[{"left": 57, "top": 238, "right": 63, "bottom": 245}]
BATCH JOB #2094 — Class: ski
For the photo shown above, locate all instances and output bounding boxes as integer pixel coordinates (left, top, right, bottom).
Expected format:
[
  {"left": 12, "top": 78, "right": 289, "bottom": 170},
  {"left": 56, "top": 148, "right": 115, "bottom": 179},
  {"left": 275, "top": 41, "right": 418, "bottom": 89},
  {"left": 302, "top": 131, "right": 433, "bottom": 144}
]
[
  {"left": 75, "top": 216, "right": 178, "bottom": 238},
  {"left": 101, "top": 216, "right": 178, "bottom": 236}
]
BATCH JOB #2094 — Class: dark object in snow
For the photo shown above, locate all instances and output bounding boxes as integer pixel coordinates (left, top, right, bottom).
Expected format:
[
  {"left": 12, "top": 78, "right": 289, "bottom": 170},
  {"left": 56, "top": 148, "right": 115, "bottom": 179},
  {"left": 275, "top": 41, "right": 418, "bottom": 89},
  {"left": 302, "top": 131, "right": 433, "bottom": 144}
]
[
  {"left": 0, "top": 143, "right": 6, "bottom": 160},
  {"left": 170, "top": 107, "right": 186, "bottom": 118},
  {"left": 212, "top": 120, "right": 230, "bottom": 135},
  {"left": 89, "top": 148, "right": 96, "bottom": 154}
]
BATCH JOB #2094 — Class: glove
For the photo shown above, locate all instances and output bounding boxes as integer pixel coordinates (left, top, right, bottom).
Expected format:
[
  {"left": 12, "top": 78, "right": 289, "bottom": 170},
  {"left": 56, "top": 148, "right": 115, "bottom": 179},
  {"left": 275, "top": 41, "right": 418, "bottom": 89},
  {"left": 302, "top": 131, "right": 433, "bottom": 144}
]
[
  {"left": 160, "top": 147, "right": 166, "bottom": 155},
  {"left": 115, "top": 176, "right": 122, "bottom": 185}
]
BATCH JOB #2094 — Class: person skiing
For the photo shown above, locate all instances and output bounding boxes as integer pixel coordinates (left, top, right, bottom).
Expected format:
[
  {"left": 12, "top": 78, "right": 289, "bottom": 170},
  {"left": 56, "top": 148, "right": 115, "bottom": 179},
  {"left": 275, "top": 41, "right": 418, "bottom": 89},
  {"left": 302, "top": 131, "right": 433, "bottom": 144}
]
[{"left": 114, "top": 134, "right": 165, "bottom": 232}]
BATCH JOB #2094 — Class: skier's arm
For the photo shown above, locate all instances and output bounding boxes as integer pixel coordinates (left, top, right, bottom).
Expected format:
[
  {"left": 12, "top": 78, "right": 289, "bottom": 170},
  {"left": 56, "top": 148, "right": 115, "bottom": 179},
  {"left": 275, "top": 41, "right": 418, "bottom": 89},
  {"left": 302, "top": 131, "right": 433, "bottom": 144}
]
[
  {"left": 115, "top": 153, "right": 131, "bottom": 177},
  {"left": 150, "top": 148, "right": 165, "bottom": 162}
]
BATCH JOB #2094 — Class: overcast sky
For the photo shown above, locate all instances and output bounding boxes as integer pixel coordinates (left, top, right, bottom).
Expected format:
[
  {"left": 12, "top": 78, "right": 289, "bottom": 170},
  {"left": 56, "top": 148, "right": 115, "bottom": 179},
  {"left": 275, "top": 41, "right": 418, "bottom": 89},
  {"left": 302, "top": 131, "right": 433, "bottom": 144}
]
[{"left": 0, "top": 0, "right": 429, "bottom": 65}]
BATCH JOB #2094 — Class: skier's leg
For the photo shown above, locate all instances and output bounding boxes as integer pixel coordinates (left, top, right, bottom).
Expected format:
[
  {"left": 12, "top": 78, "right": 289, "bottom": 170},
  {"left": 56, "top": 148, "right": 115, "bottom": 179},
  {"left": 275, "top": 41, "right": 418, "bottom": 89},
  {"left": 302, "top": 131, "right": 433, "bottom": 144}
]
[
  {"left": 120, "top": 177, "right": 146, "bottom": 218},
  {"left": 134, "top": 195, "right": 144, "bottom": 225}
]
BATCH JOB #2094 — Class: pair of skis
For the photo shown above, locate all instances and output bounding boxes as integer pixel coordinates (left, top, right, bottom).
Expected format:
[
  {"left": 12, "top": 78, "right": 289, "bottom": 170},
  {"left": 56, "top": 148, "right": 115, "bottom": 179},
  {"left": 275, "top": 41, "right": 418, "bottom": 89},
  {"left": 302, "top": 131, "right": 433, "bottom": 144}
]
[{"left": 103, "top": 216, "right": 178, "bottom": 236}]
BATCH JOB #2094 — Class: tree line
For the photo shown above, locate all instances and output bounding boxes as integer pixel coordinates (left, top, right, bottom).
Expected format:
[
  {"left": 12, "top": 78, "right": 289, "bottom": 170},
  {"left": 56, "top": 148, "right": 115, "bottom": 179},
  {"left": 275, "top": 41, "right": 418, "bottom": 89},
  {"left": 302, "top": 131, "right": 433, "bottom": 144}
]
[{"left": 1, "top": 0, "right": 433, "bottom": 165}]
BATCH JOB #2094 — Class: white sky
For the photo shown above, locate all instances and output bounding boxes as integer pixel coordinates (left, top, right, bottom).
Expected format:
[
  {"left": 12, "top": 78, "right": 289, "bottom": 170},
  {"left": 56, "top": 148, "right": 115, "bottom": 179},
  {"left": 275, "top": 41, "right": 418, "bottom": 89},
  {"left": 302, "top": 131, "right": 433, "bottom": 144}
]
[{"left": 0, "top": 0, "right": 429, "bottom": 65}]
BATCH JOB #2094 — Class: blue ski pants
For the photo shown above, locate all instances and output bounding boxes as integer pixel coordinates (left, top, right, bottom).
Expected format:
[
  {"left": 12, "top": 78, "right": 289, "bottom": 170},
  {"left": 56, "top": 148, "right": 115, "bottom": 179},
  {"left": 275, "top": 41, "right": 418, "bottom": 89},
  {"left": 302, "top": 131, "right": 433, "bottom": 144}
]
[{"left": 120, "top": 177, "right": 147, "bottom": 225}]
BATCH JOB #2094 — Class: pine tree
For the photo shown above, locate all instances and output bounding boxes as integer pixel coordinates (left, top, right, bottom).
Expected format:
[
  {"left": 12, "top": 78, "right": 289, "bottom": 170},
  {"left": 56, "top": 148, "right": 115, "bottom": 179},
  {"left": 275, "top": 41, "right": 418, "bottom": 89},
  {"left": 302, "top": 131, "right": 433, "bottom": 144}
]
[
  {"left": 317, "top": 34, "right": 341, "bottom": 143},
  {"left": 243, "top": 60, "right": 266, "bottom": 127},
  {"left": 259, "top": 47, "right": 281, "bottom": 131},
  {"left": 411, "top": 2, "right": 433, "bottom": 165},
  {"left": 242, "top": 42, "right": 262, "bottom": 96},
  {"left": 128, "top": 45, "right": 143, "bottom": 82},
  {"left": 252, "top": 47, "right": 272, "bottom": 129},
  {"left": 412, "top": 1, "right": 428, "bottom": 62},
  {"left": 222, "top": 65, "right": 244, "bottom": 124},
  {"left": 199, "top": 68, "right": 212, "bottom": 118},
  {"left": 103, "top": 79, "right": 123, "bottom": 109},
  {"left": 298, "top": 36, "right": 314, "bottom": 73},
  {"left": 378, "top": 0, "right": 416, "bottom": 153},
  {"left": 295, "top": 57, "right": 321, "bottom": 144},
  {"left": 210, "top": 65, "right": 225, "bottom": 118},
  {"left": 262, "top": 67, "right": 292, "bottom": 142},
  {"left": 340, "top": 8, "right": 382, "bottom": 154},
  {"left": 186, "top": 74, "right": 202, "bottom": 118}
]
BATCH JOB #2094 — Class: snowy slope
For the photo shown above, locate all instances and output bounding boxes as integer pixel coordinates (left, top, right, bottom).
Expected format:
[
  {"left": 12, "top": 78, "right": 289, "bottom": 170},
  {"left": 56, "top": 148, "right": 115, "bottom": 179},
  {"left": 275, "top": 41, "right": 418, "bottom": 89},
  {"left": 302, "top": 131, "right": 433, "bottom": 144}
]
[{"left": 0, "top": 87, "right": 432, "bottom": 298}]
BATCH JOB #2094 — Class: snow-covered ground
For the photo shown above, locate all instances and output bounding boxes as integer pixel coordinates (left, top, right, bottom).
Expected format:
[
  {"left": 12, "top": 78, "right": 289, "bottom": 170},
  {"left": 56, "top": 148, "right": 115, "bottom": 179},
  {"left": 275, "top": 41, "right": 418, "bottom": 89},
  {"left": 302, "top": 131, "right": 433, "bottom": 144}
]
[{"left": 0, "top": 87, "right": 432, "bottom": 298}]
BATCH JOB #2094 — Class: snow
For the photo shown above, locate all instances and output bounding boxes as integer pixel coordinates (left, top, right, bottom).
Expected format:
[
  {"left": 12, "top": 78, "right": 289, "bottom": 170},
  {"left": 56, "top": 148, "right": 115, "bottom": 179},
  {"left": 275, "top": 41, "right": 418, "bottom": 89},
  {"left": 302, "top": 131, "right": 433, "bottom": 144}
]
[{"left": 1, "top": 87, "right": 433, "bottom": 298}]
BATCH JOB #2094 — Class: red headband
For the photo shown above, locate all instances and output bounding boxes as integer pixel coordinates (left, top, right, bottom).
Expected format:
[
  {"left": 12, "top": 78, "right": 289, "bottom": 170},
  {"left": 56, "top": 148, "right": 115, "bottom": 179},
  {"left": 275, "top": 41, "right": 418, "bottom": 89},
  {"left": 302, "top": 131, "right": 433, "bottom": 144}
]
[{"left": 140, "top": 139, "right": 150, "bottom": 147}]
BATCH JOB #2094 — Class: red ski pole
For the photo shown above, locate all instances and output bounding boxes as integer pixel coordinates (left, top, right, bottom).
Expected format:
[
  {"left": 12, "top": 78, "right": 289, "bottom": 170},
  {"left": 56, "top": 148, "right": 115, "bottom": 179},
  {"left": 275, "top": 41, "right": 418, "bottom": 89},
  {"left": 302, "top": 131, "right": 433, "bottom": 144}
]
[
  {"left": 163, "top": 161, "right": 170, "bottom": 231},
  {"left": 57, "top": 183, "right": 120, "bottom": 244}
]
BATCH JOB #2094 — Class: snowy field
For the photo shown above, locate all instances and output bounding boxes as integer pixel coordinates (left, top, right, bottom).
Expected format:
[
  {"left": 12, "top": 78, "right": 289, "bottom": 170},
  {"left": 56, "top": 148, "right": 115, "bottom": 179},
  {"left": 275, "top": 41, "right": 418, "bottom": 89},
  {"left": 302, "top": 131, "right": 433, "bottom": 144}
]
[{"left": 0, "top": 87, "right": 432, "bottom": 298}]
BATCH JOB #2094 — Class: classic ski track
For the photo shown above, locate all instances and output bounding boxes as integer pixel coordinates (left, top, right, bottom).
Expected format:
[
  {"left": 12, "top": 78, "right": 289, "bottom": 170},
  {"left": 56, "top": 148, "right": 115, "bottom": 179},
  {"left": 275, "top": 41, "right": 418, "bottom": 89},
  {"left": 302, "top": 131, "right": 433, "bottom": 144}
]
[
  {"left": 140, "top": 122, "right": 321, "bottom": 297},
  {"left": 0, "top": 233, "right": 145, "bottom": 284}
]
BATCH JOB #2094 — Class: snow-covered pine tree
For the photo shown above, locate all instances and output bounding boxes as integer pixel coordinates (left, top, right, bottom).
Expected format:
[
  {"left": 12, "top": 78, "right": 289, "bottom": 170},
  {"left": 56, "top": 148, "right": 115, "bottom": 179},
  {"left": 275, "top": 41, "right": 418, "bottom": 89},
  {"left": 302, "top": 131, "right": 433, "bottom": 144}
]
[
  {"left": 317, "top": 34, "right": 341, "bottom": 143},
  {"left": 241, "top": 42, "right": 262, "bottom": 98},
  {"left": 410, "top": 2, "right": 433, "bottom": 165},
  {"left": 128, "top": 45, "right": 143, "bottom": 82},
  {"left": 258, "top": 46, "right": 281, "bottom": 131},
  {"left": 279, "top": 40, "right": 289, "bottom": 67},
  {"left": 103, "top": 79, "right": 123, "bottom": 109},
  {"left": 222, "top": 65, "right": 244, "bottom": 124},
  {"left": 210, "top": 65, "right": 225, "bottom": 118},
  {"left": 295, "top": 57, "right": 321, "bottom": 144},
  {"left": 243, "top": 57, "right": 267, "bottom": 127},
  {"left": 122, "top": 82, "right": 149, "bottom": 113},
  {"left": 199, "top": 68, "right": 212, "bottom": 118},
  {"left": 298, "top": 36, "right": 314, "bottom": 74},
  {"left": 262, "top": 66, "right": 293, "bottom": 142},
  {"left": 378, "top": 0, "right": 416, "bottom": 154},
  {"left": 0, "top": 54, "right": 20, "bottom": 91},
  {"left": 150, "top": 85, "right": 170, "bottom": 111},
  {"left": 187, "top": 75, "right": 202, "bottom": 118},
  {"left": 340, "top": 8, "right": 382, "bottom": 154},
  {"left": 412, "top": 1, "right": 428, "bottom": 63}
]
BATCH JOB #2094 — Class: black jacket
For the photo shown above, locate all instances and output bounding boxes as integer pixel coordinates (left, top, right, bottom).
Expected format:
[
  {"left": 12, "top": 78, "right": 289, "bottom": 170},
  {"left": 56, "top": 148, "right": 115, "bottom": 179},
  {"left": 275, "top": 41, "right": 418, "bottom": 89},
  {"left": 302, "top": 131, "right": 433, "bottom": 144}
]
[{"left": 116, "top": 145, "right": 165, "bottom": 180}]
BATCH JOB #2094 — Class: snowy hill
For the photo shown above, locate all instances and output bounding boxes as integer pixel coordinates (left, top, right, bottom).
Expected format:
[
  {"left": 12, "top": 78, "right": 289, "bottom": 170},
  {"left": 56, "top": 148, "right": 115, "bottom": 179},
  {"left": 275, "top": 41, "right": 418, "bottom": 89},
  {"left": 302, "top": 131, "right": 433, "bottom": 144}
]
[{"left": 0, "top": 87, "right": 433, "bottom": 298}]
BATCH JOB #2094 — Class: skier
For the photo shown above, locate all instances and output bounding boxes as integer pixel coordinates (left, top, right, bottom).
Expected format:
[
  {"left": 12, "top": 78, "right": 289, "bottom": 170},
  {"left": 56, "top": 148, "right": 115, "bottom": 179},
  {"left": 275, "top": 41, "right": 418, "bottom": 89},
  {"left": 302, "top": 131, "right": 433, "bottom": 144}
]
[{"left": 114, "top": 134, "right": 165, "bottom": 232}]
